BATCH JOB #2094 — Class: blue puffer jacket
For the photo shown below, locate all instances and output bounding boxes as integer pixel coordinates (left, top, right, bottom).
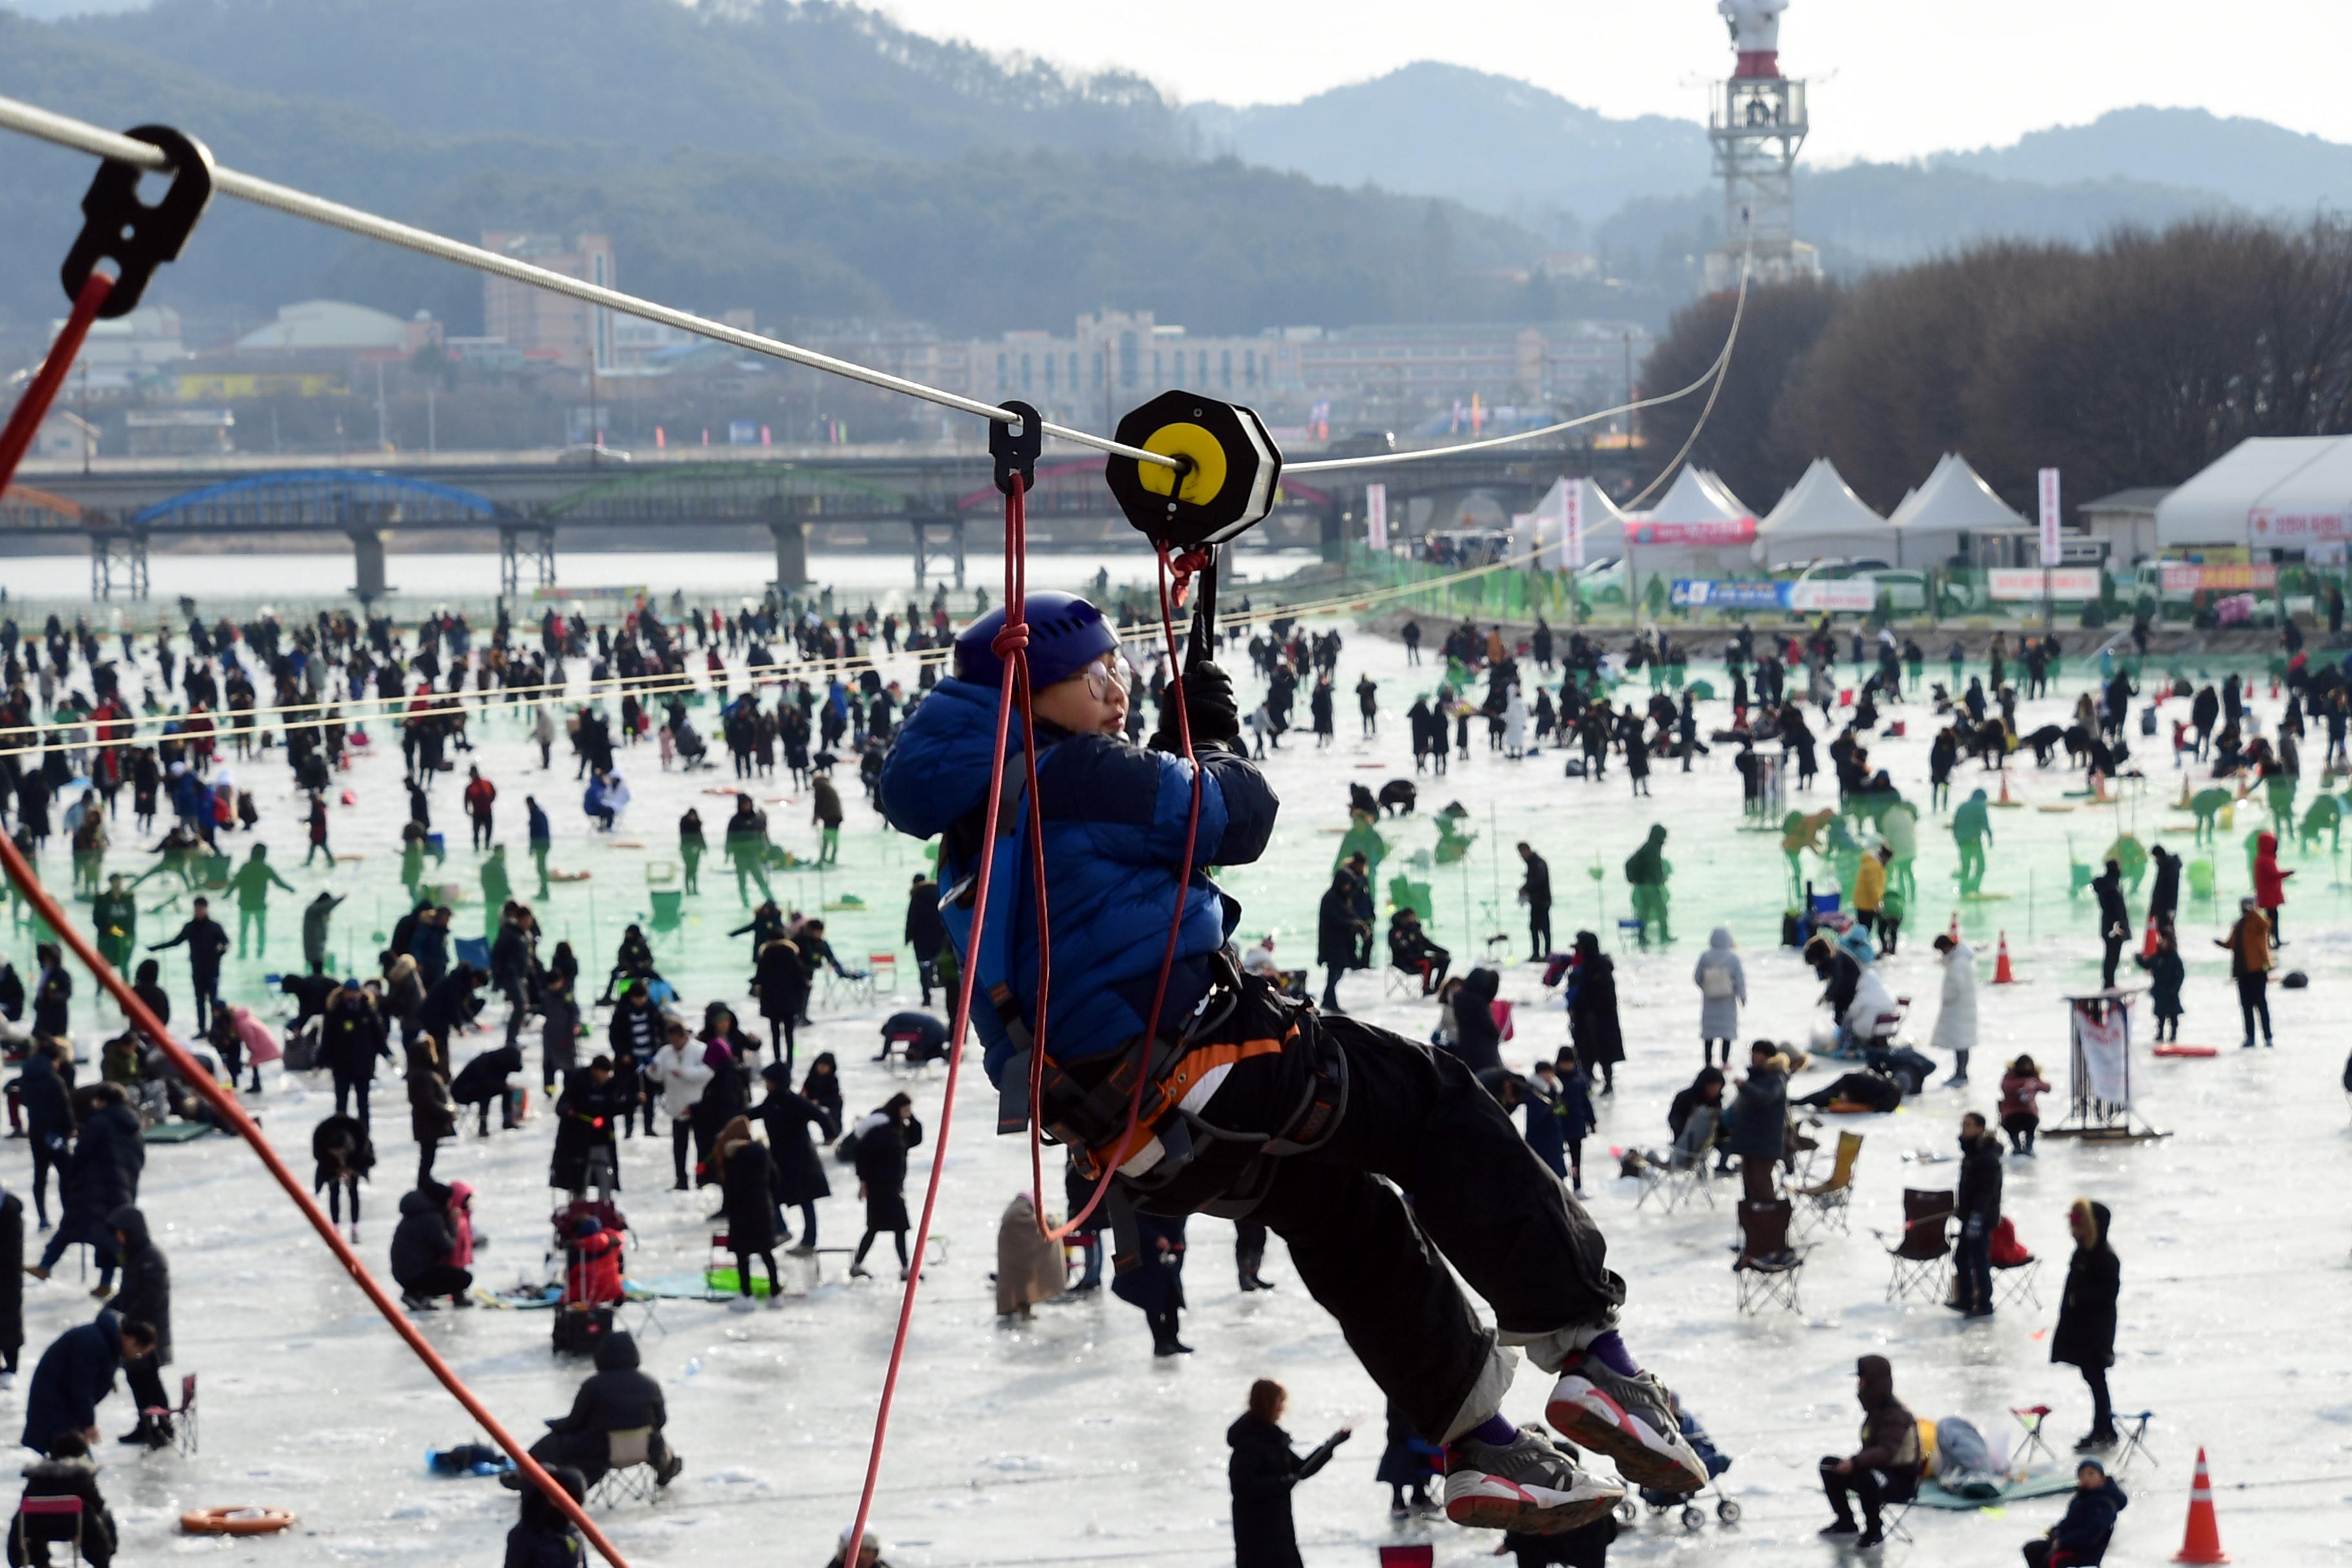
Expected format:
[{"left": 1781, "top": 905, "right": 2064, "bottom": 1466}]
[{"left": 879, "top": 677, "right": 1279, "bottom": 1083}]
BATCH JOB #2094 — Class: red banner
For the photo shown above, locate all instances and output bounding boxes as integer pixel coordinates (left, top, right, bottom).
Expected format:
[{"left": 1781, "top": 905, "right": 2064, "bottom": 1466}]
[{"left": 1629, "top": 518, "right": 1756, "bottom": 547}]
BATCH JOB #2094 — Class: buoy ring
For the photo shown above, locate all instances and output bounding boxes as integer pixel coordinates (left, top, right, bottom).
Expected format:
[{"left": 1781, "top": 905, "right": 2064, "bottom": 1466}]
[{"left": 180, "top": 1505, "right": 297, "bottom": 1535}]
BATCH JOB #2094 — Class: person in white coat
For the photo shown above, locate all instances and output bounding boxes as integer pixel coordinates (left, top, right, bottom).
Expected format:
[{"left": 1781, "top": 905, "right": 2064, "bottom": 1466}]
[
  {"left": 1931, "top": 933, "right": 1979, "bottom": 1086},
  {"left": 1693, "top": 926, "right": 1746, "bottom": 1068},
  {"left": 646, "top": 1017, "right": 713, "bottom": 1189},
  {"left": 1503, "top": 684, "right": 1528, "bottom": 760}
]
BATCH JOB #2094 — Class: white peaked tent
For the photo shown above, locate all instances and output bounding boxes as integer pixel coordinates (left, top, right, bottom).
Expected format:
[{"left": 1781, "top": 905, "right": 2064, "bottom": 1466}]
[
  {"left": 2155, "top": 435, "right": 2352, "bottom": 547},
  {"left": 1524, "top": 476, "right": 1628, "bottom": 567},
  {"left": 1623, "top": 467, "right": 1756, "bottom": 582},
  {"left": 1887, "top": 452, "right": 2028, "bottom": 565},
  {"left": 1754, "top": 458, "right": 1893, "bottom": 567}
]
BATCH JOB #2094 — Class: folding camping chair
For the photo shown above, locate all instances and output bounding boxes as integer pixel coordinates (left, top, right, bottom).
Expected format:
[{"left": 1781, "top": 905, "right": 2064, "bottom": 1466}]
[
  {"left": 139, "top": 1371, "right": 198, "bottom": 1457},
  {"left": 2011, "top": 1405, "right": 2058, "bottom": 1473},
  {"left": 1988, "top": 1217, "right": 2044, "bottom": 1308},
  {"left": 1732, "top": 1197, "right": 1808, "bottom": 1315},
  {"left": 1877, "top": 1189, "right": 1954, "bottom": 1303},
  {"left": 10, "top": 1496, "right": 84, "bottom": 1565},
  {"left": 2112, "top": 1411, "right": 2157, "bottom": 1471},
  {"left": 865, "top": 953, "right": 897, "bottom": 997},
  {"left": 1632, "top": 1111, "right": 1718, "bottom": 1215},
  {"left": 589, "top": 1427, "right": 663, "bottom": 1508},
  {"left": 1792, "top": 1130, "right": 1863, "bottom": 1235}
]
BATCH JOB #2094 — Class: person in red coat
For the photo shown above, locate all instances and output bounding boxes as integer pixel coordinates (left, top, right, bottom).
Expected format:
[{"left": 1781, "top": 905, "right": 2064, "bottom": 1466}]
[{"left": 2251, "top": 830, "right": 2291, "bottom": 945}]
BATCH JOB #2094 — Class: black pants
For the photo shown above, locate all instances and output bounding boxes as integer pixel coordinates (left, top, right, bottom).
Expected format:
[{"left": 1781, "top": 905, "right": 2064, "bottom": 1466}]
[
  {"left": 788, "top": 1200, "right": 817, "bottom": 1248},
  {"left": 1956, "top": 1224, "right": 1992, "bottom": 1312},
  {"left": 418, "top": 1139, "right": 440, "bottom": 1186},
  {"left": 733, "top": 1248, "right": 778, "bottom": 1297},
  {"left": 28, "top": 1139, "right": 61, "bottom": 1227},
  {"left": 2002, "top": 1111, "right": 2037, "bottom": 1154},
  {"left": 191, "top": 969, "right": 220, "bottom": 1033},
  {"left": 2081, "top": 1364, "right": 2113, "bottom": 1437},
  {"left": 2101, "top": 934, "right": 2124, "bottom": 990},
  {"left": 502, "top": 981, "right": 530, "bottom": 1047},
  {"left": 334, "top": 1075, "right": 372, "bottom": 1128},
  {"left": 1321, "top": 965, "right": 1346, "bottom": 1011},
  {"left": 672, "top": 1119, "right": 694, "bottom": 1186},
  {"left": 529, "top": 1424, "right": 672, "bottom": 1491},
  {"left": 471, "top": 816, "right": 492, "bottom": 850},
  {"left": 854, "top": 1229, "right": 909, "bottom": 1268},
  {"left": 323, "top": 1177, "right": 362, "bottom": 1227},
  {"left": 125, "top": 1356, "right": 169, "bottom": 1424},
  {"left": 1141, "top": 1008, "right": 1623, "bottom": 1442},
  {"left": 1235, "top": 1219, "right": 1268, "bottom": 1285},
  {"left": 402, "top": 1261, "right": 472, "bottom": 1298},
  {"left": 1529, "top": 908, "right": 1552, "bottom": 960},
  {"left": 2237, "top": 972, "right": 2271, "bottom": 1044},
  {"left": 1822, "top": 1462, "right": 1909, "bottom": 1527}
]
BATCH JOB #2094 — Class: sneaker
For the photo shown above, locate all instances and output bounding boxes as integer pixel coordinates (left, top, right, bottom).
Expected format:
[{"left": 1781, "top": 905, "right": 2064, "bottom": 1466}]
[
  {"left": 1442, "top": 1423, "right": 1623, "bottom": 1533},
  {"left": 1545, "top": 1357, "right": 1709, "bottom": 1493},
  {"left": 727, "top": 1297, "right": 756, "bottom": 1315},
  {"left": 2072, "top": 1431, "right": 2117, "bottom": 1453},
  {"left": 401, "top": 1291, "right": 439, "bottom": 1313},
  {"left": 1819, "top": 1520, "right": 1859, "bottom": 1537},
  {"left": 1857, "top": 1524, "right": 1886, "bottom": 1549},
  {"left": 656, "top": 1454, "right": 683, "bottom": 1487}
]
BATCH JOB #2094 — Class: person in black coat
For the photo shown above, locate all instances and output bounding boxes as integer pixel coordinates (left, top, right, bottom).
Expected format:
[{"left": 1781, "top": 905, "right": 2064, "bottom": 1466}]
[
  {"left": 2146, "top": 844, "right": 2181, "bottom": 936},
  {"left": 21, "top": 1313, "right": 151, "bottom": 1455},
  {"left": 1518, "top": 842, "right": 1553, "bottom": 961},
  {"left": 1566, "top": 932, "right": 1625, "bottom": 1093},
  {"left": 147, "top": 900, "right": 230, "bottom": 1032},
  {"left": 0, "top": 1186, "right": 21, "bottom": 1378},
  {"left": 1315, "top": 867, "right": 1366, "bottom": 1013},
  {"left": 1449, "top": 967, "right": 1504, "bottom": 1073},
  {"left": 520, "top": 1331, "right": 680, "bottom": 1488},
  {"left": 550, "top": 1059, "right": 627, "bottom": 1200},
  {"left": 753, "top": 934, "right": 809, "bottom": 1072},
  {"left": 2090, "top": 859, "right": 2130, "bottom": 990},
  {"left": 758, "top": 1061, "right": 834, "bottom": 1251},
  {"left": 15, "top": 1046, "right": 73, "bottom": 1230},
  {"left": 1954, "top": 1112, "right": 2004, "bottom": 1317},
  {"left": 30, "top": 1086, "right": 140, "bottom": 1289},
  {"left": 451, "top": 1044, "right": 524, "bottom": 1136},
  {"left": 689, "top": 1043, "right": 750, "bottom": 1188},
  {"left": 801, "top": 1052, "right": 843, "bottom": 1128},
  {"left": 502, "top": 1464, "right": 586, "bottom": 1568},
  {"left": 10, "top": 1432, "right": 119, "bottom": 1567},
  {"left": 1374, "top": 1396, "right": 1438, "bottom": 1516},
  {"left": 714, "top": 1118, "right": 783, "bottom": 1305},
  {"left": 103, "top": 1207, "right": 172, "bottom": 1449},
  {"left": 319, "top": 979, "right": 393, "bottom": 1126},
  {"left": 389, "top": 1186, "right": 471, "bottom": 1311},
  {"left": 903, "top": 874, "right": 946, "bottom": 1008},
  {"left": 312, "top": 1113, "right": 375, "bottom": 1240},
  {"left": 848, "top": 1095, "right": 922, "bottom": 1280},
  {"left": 2052, "top": 1199, "right": 2121, "bottom": 1451},
  {"left": 1226, "top": 1379, "right": 1350, "bottom": 1568}
]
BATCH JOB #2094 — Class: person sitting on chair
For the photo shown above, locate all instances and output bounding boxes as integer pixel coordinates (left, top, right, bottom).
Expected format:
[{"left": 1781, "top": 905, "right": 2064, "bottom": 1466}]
[
  {"left": 1386, "top": 908, "right": 1451, "bottom": 995},
  {"left": 508, "top": 1330, "right": 681, "bottom": 1491},
  {"left": 8, "top": 1430, "right": 117, "bottom": 1567},
  {"left": 1819, "top": 1354, "right": 1919, "bottom": 1549},
  {"left": 2023, "top": 1458, "right": 2126, "bottom": 1567}
]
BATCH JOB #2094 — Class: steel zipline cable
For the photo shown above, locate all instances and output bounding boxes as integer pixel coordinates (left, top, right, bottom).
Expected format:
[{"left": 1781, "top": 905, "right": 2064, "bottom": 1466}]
[{"left": 0, "top": 92, "right": 1746, "bottom": 481}]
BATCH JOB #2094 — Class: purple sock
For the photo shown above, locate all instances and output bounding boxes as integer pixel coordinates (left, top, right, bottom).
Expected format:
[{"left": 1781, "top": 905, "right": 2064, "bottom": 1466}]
[
  {"left": 1470, "top": 1413, "right": 1518, "bottom": 1447},
  {"left": 1583, "top": 1331, "right": 1640, "bottom": 1378}
]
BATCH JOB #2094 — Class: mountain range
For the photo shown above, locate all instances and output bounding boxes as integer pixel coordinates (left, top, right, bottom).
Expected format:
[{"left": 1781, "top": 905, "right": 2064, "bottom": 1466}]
[{"left": 0, "top": 0, "right": 2347, "bottom": 349}]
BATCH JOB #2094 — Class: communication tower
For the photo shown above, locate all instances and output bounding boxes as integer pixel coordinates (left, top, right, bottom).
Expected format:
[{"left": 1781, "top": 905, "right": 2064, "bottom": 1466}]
[{"left": 1707, "top": 1, "right": 1819, "bottom": 291}]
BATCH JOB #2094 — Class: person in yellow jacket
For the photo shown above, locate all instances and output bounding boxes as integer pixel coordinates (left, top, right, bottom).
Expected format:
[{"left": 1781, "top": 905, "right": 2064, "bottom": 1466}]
[{"left": 1852, "top": 843, "right": 1890, "bottom": 946}]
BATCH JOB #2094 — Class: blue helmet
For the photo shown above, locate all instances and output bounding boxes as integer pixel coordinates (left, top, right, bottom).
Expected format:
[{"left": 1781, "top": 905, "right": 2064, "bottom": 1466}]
[{"left": 954, "top": 591, "right": 1118, "bottom": 691}]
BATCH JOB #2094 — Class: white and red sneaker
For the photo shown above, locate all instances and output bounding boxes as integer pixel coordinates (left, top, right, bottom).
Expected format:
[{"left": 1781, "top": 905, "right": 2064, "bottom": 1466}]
[
  {"left": 1545, "top": 1357, "right": 1709, "bottom": 1493},
  {"left": 1442, "top": 1424, "right": 1623, "bottom": 1533}
]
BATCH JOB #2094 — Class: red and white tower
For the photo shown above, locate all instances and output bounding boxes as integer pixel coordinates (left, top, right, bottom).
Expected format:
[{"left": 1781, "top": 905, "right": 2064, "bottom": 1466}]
[{"left": 1707, "top": 1, "right": 1819, "bottom": 291}]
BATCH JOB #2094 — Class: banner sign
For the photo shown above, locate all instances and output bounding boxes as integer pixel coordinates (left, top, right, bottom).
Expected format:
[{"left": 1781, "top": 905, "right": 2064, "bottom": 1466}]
[
  {"left": 2247, "top": 507, "right": 2352, "bottom": 543},
  {"left": 1561, "top": 481, "right": 1585, "bottom": 570},
  {"left": 1366, "top": 483, "right": 1387, "bottom": 552},
  {"left": 1990, "top": 567, "right": 2100, "bottom": 600},
  {"left": 2161, "top": 562, "right": 2277, "bottom": 593},
  {"left": 2038, "top": 467, "right": 2062, "bottom": 567},
  {"left": 1671, "top": 578, "right": 1876, "bottom": 611},
  {"left": 1628, "top": 518, "right": 1756, "bottom": 547}
]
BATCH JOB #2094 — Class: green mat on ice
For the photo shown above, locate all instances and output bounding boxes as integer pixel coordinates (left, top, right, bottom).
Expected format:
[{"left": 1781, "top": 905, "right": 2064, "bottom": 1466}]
[
  {"left": 1909, "top": 1472, "right": 2082, "bottom": 1511},
  {"left": 141, "top": 1121, "right": 220, "bottom": 1143}
]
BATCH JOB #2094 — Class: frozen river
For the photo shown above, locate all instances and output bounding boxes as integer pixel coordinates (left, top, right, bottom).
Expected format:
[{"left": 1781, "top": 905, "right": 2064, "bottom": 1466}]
[{"left": 0, "top": 576, "right": 2343, "bottom": 1567}]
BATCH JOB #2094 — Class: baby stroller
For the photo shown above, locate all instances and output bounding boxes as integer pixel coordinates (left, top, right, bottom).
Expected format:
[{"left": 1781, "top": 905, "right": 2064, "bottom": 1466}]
[{"left": 1618, "top": 1400, "right": 1738, "bottom": 1532}]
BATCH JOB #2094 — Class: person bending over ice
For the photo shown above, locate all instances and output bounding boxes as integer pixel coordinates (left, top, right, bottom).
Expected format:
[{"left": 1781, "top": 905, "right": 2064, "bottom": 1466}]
[{"left": 879, "top": 593, "right": 1709, "bottom": 1537}]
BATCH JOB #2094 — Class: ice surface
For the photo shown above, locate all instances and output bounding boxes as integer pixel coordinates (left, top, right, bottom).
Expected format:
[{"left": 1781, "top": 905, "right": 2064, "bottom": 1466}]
[{"left": 6, "top": 597, "right": 2347, "bottom": 1565}]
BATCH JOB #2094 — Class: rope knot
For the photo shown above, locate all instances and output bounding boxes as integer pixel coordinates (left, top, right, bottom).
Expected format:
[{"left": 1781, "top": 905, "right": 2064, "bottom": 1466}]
[{"left": 991, "top": 622, "right": 1030, "bottom": 657}]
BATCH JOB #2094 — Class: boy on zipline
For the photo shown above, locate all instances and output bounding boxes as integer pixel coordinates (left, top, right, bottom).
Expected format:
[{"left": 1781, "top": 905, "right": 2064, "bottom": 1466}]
[{"left": 880, "top": 593, "right": 1706, "bottom": 1534}]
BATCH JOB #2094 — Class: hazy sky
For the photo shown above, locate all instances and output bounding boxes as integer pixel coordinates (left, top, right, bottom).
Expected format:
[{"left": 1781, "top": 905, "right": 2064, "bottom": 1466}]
[{"left": 876, "top": 0, "right": 2352, "bottom": 164}]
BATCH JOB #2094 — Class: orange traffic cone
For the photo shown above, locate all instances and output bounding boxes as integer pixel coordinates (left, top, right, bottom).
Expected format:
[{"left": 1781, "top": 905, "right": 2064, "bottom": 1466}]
[
  {"left": 2142, "top": 915, "right": 2160, "bottom": 959},
  {"left": 2172, "top": 1447, "right": 2230, "bottom": 1563},
  {"left": 1997, "top": 770, "right": 2014, "bottom": 805},
  {"left": 1993, "top": 932, "right": 2015, "bottom": 985},
  {"left": 2269, "top": 673, "right": 2280, "bottom": 699}
]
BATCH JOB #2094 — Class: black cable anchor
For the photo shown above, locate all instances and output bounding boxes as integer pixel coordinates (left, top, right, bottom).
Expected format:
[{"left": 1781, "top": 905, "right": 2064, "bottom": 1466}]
[
  {"left": 990, "top": 399, "right": 1043, "bottom": 495},
  {"left": 61, "top": 123, "right": 214, "bottom": 316},
  {"left": 1103, "top": 390, "right": 1282, "bottom": 553}
]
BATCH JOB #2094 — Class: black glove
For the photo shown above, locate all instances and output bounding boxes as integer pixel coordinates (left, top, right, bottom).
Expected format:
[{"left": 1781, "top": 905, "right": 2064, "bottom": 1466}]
[{"left": 1154, "top": 661, "right": 1240, "bottom": 750}]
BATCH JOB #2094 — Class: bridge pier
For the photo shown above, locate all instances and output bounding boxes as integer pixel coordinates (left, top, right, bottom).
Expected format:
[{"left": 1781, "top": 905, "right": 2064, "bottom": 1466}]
[
  {"left": 500, "top": 523, "right": 557, "bottom": 598},
  {"left": 912, "top": 516, "right": 965, "bottom": 591},
  {"left": 88, "top": 533, "right": 148, "bottom": 602},
  {"left": 1318, "top": 502, "right": 1347, "bottom": 565},
  {"left": 349, "top": 529, "right": 389, "bottom": 602},
  {"left": 769, "top": 518, "right": 809, "bottom": 589}
]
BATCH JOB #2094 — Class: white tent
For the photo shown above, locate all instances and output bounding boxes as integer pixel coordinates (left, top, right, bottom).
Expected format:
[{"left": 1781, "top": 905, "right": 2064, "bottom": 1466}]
[
  {"left": 1886, "top": 453, "right": 2028, "bottom": 566},
  {"left": 1754, "top": 458, "right": 1892, "bottom": 567},
  {"left": 1623, "top": 467, "right": 1756, "bottom": 586},
  {"left": 1522, "top": 476, "right": 1627, "bottom": 567},
  {"left": 2155, "top": 435, "right": 2352, "bottom": 548}
]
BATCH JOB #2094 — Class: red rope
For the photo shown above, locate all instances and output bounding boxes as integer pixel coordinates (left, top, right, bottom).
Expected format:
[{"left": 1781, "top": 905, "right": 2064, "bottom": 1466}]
[
  {"left": 0, "top": 836, "right": 630, "bottom": 1565},
  {"left": 0, "top": 268, "right": 630, "bottom": 1562},
  {"left": 0, "top": 271, "right": 112, "bottom": 497},
  {"left": 1032, "top": 546, "right": 1203, "bottom": 1242},
  {"left": 844, "top": 475, "right": 1035, "bottom": 1554}
]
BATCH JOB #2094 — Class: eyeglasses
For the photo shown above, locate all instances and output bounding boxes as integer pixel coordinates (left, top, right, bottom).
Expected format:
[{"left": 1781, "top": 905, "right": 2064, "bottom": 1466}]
[{"left": 1083, "top": 653, "right": 1133, "bottom": 701}]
